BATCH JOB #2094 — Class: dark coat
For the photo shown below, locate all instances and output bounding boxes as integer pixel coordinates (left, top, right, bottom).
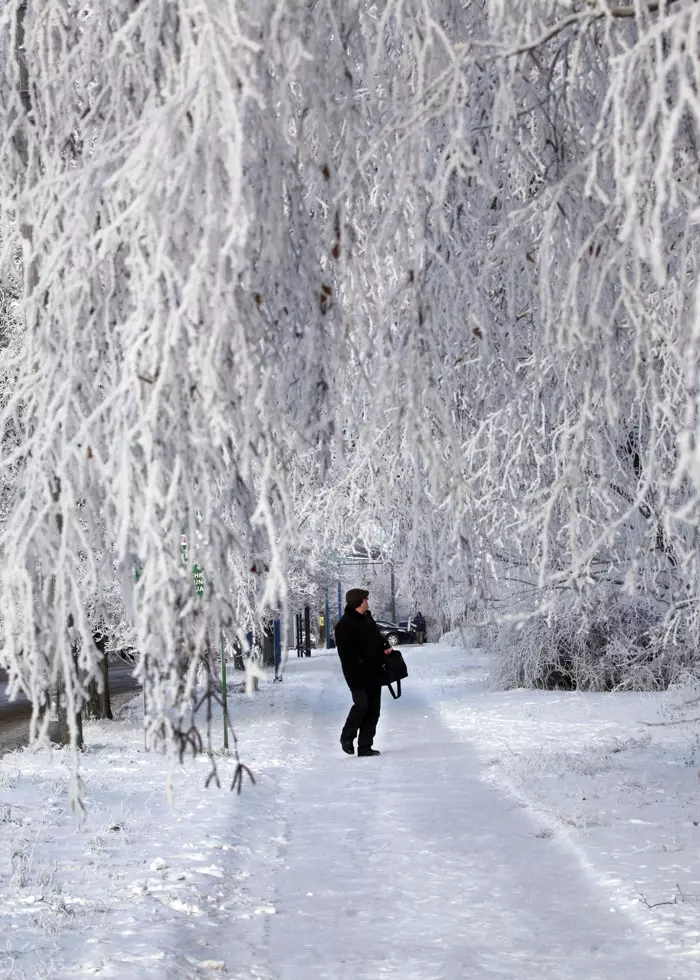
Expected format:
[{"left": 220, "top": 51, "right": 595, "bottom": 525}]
[{"left": 335, "top": 606, "right": 388, "bottom": 690}]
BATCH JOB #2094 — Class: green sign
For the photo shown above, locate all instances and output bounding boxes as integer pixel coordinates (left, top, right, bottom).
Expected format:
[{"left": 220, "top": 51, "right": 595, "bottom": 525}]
[
  {"left": 192, "top": 561, "right": 205, "bottom": 597},
  {"left": 182, "top": 531, "right": 205, "bottom": 596}
]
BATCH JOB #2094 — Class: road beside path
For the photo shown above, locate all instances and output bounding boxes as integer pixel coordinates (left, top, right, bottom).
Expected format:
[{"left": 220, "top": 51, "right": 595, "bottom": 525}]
[{"left": 0, "top": 663, "right": 140, "bottom": 755}]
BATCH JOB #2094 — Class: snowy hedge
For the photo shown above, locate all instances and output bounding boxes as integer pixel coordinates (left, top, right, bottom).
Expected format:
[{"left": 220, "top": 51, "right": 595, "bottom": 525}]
[
  {"left": 439, "top": 627, "right": 487, "bottom": 650},
  {"left": 493, "top": 587, "right": 693, "bottom": 693}
]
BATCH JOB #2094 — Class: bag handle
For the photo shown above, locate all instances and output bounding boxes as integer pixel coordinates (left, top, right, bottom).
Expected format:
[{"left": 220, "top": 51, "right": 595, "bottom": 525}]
[{"left": 387, "top": 678, "right": 402, "bottom": 699}]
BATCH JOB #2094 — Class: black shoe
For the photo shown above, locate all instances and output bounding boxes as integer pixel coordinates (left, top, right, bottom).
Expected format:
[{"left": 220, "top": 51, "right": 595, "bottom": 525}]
[
  {"left": 340, "top": 740, "right": 354, "bottom": 755},
  {"left": 357, "top": 748, "right": 381, "bottom": 757}
]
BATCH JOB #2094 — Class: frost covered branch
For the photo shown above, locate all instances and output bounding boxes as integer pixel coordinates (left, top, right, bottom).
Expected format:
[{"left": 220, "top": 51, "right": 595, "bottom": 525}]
[{"left": 2, "top": 0, "right": 700, "bottom": 765}]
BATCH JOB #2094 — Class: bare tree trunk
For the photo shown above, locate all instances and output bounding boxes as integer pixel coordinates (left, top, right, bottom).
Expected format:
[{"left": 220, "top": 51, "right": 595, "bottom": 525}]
[
  {"left": 85, "top": 634, "right": 113, "bottom": 720},
  {"left": 101, "top": 651, "right": 113, "bottom": 720},
  {"left": 84, "top": 678, "right": 101, "bottom": 721},
  {"left": 74, "top": 697, "right": 84, "bottom": 749},
  {"left": 48, "top": 681, "right": 71, "bottom": 746},
  {"left": 72, "top": 646, "right": 83, "bottom": 750}
]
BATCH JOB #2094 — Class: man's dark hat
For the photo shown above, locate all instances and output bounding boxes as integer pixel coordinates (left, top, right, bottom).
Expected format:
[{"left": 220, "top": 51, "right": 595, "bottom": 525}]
[{"left": 346, "top": 588, "right": 369, "bottom": 609}]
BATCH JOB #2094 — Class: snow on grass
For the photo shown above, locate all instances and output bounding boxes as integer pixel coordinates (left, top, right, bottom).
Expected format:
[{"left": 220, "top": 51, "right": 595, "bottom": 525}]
[
  {"left": 0, "top": 673, "right": 312, "bottom": 979},
  {"left": 421, "top": 644, "right": 700, "bottom": 965}
]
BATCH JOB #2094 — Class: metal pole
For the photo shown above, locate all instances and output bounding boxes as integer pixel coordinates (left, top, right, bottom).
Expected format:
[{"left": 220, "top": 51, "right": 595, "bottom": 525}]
[
  {"left": 304, "top": 605, "right": 311, "bottom": 657},
  {"left": 337, "top": 580, "right": 342, "bottom": 619},
  {"left": 143, "top": 653, "right": 147, "bottom": 750},
  {"left": 221, "top": 633, "right": 229, "bottom": 751},
  {"left": 390, "top": 562, "right": 397, "bottom": 623},
  {"left": 135, "top": 565, "right": 147, "bottom": 749},
  {"left": 325, "top": 586, "right": 330, "bottom": 649}
]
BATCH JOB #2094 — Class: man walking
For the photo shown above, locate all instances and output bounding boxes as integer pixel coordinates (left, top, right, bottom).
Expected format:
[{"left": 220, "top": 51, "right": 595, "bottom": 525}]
[{"left": 335, "top": 588, "right": 391, "bottom": 757}]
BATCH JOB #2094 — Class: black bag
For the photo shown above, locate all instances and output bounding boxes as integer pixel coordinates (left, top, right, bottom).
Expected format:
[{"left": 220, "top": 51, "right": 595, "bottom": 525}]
[{"left": 380, "top": 649, "right": 408, "bottom": 699}]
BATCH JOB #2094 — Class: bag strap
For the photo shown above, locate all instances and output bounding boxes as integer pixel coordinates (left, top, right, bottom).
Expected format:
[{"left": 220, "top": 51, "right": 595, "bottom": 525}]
[{"left": 387, "top": 678, "right": 402, "bottom": 699}]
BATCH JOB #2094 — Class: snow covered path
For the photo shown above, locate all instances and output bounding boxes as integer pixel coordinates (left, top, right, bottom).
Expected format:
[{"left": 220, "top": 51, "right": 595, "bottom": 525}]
[
  {"left": 252, "top": 651, "right": 675, "bottom": 980},
  {"left": 3, "top": 644, "right": 698, "bottom": 978}
]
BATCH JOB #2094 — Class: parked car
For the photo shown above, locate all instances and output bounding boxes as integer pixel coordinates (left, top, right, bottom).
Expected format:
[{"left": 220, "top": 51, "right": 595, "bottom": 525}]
[{"left": 375, "top": 619, "right": 416, "bottom": 647}]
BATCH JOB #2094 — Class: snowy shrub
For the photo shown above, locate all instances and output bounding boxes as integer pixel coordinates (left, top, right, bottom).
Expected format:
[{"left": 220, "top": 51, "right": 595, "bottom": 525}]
[
  {"left": 439, "top": 630, "right": 467, "bottom": 647},
  {"left": 493, "top": 587, "right": 688, "bottom": 692},
  {"left": 9, "top": 833, "right": 37, "bottom": 889},
  {"left": 660, "top": 672, "right": 700, "bottom": 740},
  {"left": 439, "top": 626, "right": 486, "bottom": 649}
]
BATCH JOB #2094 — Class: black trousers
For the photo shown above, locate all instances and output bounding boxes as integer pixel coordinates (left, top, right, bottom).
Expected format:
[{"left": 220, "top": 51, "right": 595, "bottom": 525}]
[{"left": 341, "top": 685, "right": 382, "bottom": 749}]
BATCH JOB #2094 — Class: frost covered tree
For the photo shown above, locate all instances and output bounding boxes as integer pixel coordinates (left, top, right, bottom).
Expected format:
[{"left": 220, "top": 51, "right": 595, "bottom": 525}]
[
  {"left": 2, "top": 0, "right": 700, "bottom": 784},
  {"left": 284, "top": 0, "right": 700, "bottom": 688},
  {"left": 0, "top": 1, "right": 302, "bottom": 772}
]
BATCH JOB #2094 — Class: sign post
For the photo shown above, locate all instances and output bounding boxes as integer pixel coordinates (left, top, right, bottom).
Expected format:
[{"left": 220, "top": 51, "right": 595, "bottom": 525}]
[
  {"left": 183, "top": 531, "right": 228, "bottom": 749},
  {"left": 134, "top": 565, "right": 147, "bottom": 749},
  {"left": 221, "top": 632, "right": 229, "bottom": 751}
]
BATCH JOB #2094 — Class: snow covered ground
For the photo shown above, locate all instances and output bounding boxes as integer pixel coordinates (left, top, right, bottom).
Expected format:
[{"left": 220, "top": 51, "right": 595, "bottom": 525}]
[{"left": 1, "top": 643, "right": 700, "bottom": 979}]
